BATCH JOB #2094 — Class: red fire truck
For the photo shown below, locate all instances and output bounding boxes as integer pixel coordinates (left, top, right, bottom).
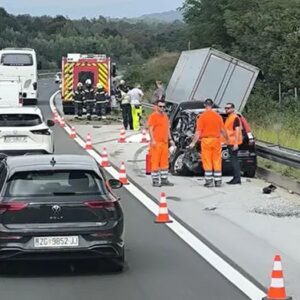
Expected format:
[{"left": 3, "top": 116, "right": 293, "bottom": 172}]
[{"left": 61, "top": 53, "right": 111, "bottom": 114}]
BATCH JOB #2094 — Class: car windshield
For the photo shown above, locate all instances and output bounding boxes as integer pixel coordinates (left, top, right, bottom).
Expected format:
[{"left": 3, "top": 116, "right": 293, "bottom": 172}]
[
  {"left": 0, "top": 114, "right": 42, "bottom": 127},
  {"left": 5, "top": 170, "right": 106, "bottom": 197},
  {"left": 1, "top": 54, "right": 33, "bottom": 66}
]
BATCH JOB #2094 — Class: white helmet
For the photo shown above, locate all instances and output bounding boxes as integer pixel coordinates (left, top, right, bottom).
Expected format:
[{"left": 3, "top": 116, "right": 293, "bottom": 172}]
[
  {"left": 77, "top": 82, "right": 83, "bottom": 88},
  {"left": 120, "top": 79, "right": 125, "bottom": 85},
  {"left": 85, "top": 79, "right": 92, "bottom": 85}
]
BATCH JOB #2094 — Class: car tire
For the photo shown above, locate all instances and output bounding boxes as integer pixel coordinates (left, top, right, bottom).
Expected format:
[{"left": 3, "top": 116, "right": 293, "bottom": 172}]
[
  {"left": 170, "top": 150, "right": 193, "bottom": 176},
  {"left": 112, "top": 257, "right": 125, "bottom": 272},
  {"left": 244, "top": 168, "right": 256, "bottom": 178},
  {"left": 0, "top": 261, "right": 8, "bottom": 274},
  {"left": 112, "top": 246, "right": 125, "bottom": 272}
]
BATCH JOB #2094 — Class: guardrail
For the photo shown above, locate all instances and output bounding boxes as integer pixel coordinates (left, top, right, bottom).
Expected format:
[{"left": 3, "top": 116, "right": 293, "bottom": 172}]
[
  {"left": 38, "top": 70, "right": 58, "bottom": 78},
  {"left": 141, "top": 101, "right": 300, "bottom": 169},
  {"left": 256, "top": 141, "right": 300, "bottom": 169}
]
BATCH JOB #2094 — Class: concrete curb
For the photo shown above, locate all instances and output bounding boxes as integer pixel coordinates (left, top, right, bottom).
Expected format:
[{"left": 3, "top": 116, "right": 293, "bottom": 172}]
[{"left": 257, "top": 167, "right": 300, "bottom": 196}]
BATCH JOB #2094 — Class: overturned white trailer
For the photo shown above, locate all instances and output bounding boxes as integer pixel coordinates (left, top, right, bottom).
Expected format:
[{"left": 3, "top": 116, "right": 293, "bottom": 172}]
[{"left": 166, "top": 48, "right": 260, "bottom": 112}]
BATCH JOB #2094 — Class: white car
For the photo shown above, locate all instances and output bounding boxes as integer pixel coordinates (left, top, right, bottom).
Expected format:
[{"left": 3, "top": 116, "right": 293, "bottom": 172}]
[
  {"left": 54, "top": 72, "right": 62, "bottom": 84},
  {"left": 0, "top": 80, "right": 22, "bottom": 107},
  {"left": 0, "top": 107, "right": 54, "bottom": 155}
]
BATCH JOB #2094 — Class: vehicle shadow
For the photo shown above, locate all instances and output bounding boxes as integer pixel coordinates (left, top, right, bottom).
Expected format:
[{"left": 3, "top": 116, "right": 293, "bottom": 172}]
[{"left": 0, "top": 259, "right": 126, "bottom": 278}]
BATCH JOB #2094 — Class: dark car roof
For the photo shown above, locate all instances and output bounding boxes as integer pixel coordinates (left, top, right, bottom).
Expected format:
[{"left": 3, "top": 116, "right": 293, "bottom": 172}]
[{"left": 5, "top": 155, "right": 100, "bottom": 174}]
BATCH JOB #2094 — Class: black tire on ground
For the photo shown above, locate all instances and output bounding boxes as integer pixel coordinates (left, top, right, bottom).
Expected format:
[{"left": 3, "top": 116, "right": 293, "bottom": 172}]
[{"left": 170, "top": 150, "right": 193, "bottom": 176}]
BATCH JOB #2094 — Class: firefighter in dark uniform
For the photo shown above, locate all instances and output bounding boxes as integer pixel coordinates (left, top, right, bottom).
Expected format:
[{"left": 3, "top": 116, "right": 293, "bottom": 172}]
[
  {"left": 117, "top": 80, "right": 133, "bottom": 130},
  {"left": 95, "top": 83, "right": 109, "bottom": 119},
  {"left": 84, "top": 79, "right": 95, "bottom": 121},
  {"left": 73, "top": 82, "right": 85, "bottom": 119}
]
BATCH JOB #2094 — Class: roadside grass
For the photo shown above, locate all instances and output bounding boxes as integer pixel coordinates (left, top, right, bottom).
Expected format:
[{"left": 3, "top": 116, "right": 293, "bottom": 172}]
[
  {"left": 253, "top": 126, "right": 300, "bottom": 151},
  {"left": 258, "top": 157, "right": 300, "bottom": 181}
]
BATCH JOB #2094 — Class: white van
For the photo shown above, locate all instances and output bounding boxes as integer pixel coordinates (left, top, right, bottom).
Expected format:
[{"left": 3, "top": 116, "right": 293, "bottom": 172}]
[
  {"left": 0, "top": 80, "right": 22, "bottom": 107},
  {"left": 0, "top": 48, "right": 38, "bottom": 105}
]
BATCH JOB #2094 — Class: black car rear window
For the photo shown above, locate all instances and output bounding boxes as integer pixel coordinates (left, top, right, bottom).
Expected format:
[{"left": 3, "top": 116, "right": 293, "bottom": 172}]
[
  {"left": 5, "top": 170, "right": 106, "bottom": 197},
  {"left": 0, "top": 114, "right": 42, "bottom": 127}
]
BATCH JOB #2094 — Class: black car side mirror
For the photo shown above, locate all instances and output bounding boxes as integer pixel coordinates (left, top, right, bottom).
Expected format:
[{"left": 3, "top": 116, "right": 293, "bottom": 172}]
[
  {"left": 47, "top": 120, "right": 55, "bottom": 127},
  {"left": 108, "top": 179, "right": 123, "bottom": 189}
]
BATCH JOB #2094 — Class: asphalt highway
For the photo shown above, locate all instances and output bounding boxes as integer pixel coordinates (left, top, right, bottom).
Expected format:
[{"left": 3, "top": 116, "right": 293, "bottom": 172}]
[{"left": 0, "top": 79, "right": 251, "bottom": 300}]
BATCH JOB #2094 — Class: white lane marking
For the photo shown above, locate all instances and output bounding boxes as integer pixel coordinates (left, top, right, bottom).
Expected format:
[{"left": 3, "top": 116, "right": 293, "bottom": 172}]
[{"left": 50, "top": 91, "right": 266, "bottom": 300}]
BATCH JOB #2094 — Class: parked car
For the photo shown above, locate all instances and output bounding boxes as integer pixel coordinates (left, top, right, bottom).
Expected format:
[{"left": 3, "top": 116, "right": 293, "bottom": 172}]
[
  {"left": 0, "top": 155, "right": 125, "bottom": 271},
  {"left": 0, "top": 80, "right": 23, "bottom": 107},
  {"left": 169, "top": 101, "right": 257, "bottom": 178},
  {"left": 54, "top": 72, "right": 62, "bottom": 84},
  {"left": 0, "top": 106, "right": 54, "bottom": 155}
]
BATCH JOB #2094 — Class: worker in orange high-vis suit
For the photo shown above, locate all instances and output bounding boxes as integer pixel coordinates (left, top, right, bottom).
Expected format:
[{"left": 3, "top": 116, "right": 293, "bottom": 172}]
[
  {"left": 147, "top": 100, "right": 175, "bottom": 187},
  {"left": 189, "top": 99, "right": 229, "bottom": 187},
  {"left": 224, "top": 102, "right": 243, "bottom": 185}
]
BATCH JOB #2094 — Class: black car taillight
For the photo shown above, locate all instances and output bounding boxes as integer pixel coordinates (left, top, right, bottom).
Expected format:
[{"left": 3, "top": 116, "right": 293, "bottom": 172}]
[
  {"left": 0, "top": 202, "right": 28, "bottom": 214},
  {"left": 31, "top": 129, "right": 51, "bottom": 135}
]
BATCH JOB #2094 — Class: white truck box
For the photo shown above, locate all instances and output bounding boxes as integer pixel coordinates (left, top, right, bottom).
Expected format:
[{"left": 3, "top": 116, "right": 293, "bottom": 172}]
[
  {"left": 0, "top": 80, "right": 22, "bottom": 107},
  {"left": 166, "top": 48, "right": 260, "bottom": 111}
]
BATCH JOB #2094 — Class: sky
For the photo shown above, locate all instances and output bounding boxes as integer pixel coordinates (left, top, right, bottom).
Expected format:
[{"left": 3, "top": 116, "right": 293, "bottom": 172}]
[{"left": 0, "top": 0, "right": 184, "bottom": 19}]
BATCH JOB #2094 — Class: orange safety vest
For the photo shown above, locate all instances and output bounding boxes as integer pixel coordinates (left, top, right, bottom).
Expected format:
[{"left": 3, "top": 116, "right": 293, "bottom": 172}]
[{"left": 224, "top": 113, "right": 242, "bottom": 145}]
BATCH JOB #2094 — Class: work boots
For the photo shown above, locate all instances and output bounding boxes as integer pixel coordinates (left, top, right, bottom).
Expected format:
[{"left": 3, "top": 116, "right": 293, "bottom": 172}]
[
  {"left": 214, "top": 180, "right": 222, "bottom": 188},
  {"left": 161, "top": 178, "right": 174, "bottom": 187},
  {"left": 152, "top": 172, "right": 161, "bottom": 187},
  {"left": 152, "top": 180, "right": 161, "bottom": 188},
  {"left": 204, "top": 179, "right": 214, "bottom": 188}
]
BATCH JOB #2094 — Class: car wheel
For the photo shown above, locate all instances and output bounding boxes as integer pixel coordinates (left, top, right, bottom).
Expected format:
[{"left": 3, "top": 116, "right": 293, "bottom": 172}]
[
  {"left": 112, "top": 256, "right": 125, "bottom": 272},
  {"left": 244, "top": 169, "right": 256, "bottom": 178},
  {"left": 171, "top": 150, "right": 192, "bottom": 176},
  {"left": 0, "top": 261, "right": 8, "bottom": 274}
]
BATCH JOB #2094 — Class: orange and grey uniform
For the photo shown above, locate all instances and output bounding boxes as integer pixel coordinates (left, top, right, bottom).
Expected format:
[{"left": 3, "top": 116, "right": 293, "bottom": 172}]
[
  {"left": 147, "top": 111, "right": 170, "bottom": 184},
  {"left": 196, "top": 110, "right": 225, "bottom": 183},
  {"left": 224, "top": 113, "right": 242, "bottom": 146},
  {"left": 224, "top": 113, "right": 242, "bottom": 181}
]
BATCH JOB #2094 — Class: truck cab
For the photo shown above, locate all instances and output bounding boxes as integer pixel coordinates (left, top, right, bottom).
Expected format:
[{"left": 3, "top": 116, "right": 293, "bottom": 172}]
[{"left": 61, "top": 53, "right": 111, "bottom": 114}]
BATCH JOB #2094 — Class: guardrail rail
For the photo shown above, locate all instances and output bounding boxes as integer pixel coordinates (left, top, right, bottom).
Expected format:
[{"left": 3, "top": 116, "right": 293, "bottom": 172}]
[{"left": 256, "top": 141, "right": 300, "bottom": 169}]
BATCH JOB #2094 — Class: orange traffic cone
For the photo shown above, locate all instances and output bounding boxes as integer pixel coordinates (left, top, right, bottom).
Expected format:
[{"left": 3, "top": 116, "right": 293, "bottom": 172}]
[
  {"left": 263, "top": 255, "right": 292, "bottom": 300},
  {"left": 69, "top": 126, "right": 76, "bottom": 139},
  {"left": 155, "top": 192, "right": 173, "bottom": 224},
  {"left": 54, "top": 112, "right": 59, "bottom": 124},
  {"left": 118, "top": 127, "right": 126, "bottom": 143},
  {"left": 140, "top": 129, "right": 149, "bottom": 143},
  {"left": 84, "top": 133, "right": 93, "bottom": 150},
  {"left": 60, "top": 117, "right": 65, "bottom": 128},
  {"left": 100, "top": 147, "right": 109, "bottom": 167},
  {"left": 118, "top": 162, "right": 129, "bottom": 185}
]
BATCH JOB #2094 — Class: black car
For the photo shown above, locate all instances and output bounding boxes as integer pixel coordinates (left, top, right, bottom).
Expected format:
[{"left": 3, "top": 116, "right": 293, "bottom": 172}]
[
  {"left": 168, "top": 101, "right": 257, "bottom": 178},
  {"left": 0, "top": 155, "right": 124, "bottom": 271}
]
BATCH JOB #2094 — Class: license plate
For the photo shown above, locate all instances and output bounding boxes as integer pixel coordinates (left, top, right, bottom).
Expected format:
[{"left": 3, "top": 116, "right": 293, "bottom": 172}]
[
  {"left": 34, "top": 236, "right": 79, "bottom": 248},
  {"left": 4, "top": 136, "right": 27, "bottom": 143}
]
